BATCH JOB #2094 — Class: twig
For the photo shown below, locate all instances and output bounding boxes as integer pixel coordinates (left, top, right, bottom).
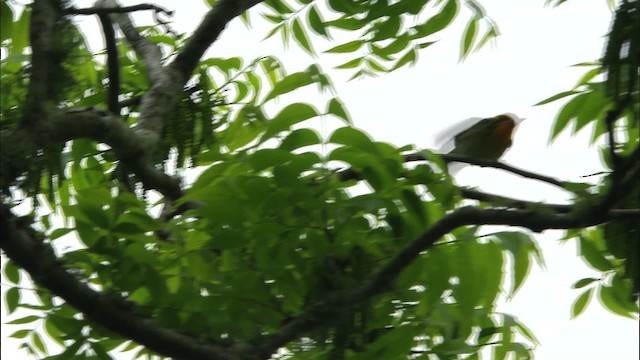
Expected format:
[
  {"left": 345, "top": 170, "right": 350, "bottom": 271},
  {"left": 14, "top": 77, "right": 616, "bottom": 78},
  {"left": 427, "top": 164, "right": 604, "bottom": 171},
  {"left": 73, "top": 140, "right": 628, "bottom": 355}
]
[
  {"left": 96, "top": 10, "right": 121, "bottom": 116},
  {"left": 66, "top": 4, "right": 173, "bottom": 16},
  {"left": 96, "top": 0, "right": 164, "bottom": 84},
  {"left": 406, "top": 152, "right": 567, "bottom": 189}
]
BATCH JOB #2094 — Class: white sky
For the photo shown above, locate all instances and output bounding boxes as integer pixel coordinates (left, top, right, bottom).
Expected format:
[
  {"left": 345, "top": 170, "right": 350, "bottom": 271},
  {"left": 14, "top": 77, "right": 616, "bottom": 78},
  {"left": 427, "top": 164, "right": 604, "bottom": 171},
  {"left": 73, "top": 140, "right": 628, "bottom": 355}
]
[{"left": 2, "top": 0, "right": 639, "bottom": 359}]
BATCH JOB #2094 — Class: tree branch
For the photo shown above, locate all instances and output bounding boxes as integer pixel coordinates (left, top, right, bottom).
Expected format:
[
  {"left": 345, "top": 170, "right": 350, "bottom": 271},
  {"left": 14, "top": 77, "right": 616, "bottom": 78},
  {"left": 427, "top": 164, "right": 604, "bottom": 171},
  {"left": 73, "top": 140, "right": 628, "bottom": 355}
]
[
  {"left": 460, "top": 188, "right": 639, "bottom": 219},
  {"left": 404, "top": 152, "right": 567, "bottom": 188},
  {"left": 96, "top": 9, "right": 121, "bottom": 116},
  {"left": 66, "top": 3, "right": 173, "bottom": 16},
  {"left": 169, "top": 0, "right": 264, "bottom": 81},
  {"left": 96, "top": 0, "right": 164, "bottom": 85},
  {"left": 255, "top": 201, "right": 616, "bottom": 356},
  {"left": 49, "top": 110, "right": 185, "bottom": 200},
  {"left": 22, "top": 0, "right": 60, "bottom": 127},
  {"left": 0, "top": 205, "right": 237, "bottom": 360}
]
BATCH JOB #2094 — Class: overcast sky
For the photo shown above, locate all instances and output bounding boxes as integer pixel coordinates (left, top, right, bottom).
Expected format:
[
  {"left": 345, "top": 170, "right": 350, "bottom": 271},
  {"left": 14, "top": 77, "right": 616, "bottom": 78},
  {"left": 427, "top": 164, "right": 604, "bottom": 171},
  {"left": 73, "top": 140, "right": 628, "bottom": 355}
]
[{"left": 2, "top": 1, "right": 639, "bottom": 359}]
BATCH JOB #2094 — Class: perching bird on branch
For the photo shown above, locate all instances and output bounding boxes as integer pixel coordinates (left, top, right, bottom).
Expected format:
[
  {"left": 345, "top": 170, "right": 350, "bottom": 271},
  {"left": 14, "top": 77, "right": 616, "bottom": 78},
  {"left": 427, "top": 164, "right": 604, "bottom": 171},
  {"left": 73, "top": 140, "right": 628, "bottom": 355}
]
[{"left": 437, "top": 113, "right": 524, "bottom": 173}]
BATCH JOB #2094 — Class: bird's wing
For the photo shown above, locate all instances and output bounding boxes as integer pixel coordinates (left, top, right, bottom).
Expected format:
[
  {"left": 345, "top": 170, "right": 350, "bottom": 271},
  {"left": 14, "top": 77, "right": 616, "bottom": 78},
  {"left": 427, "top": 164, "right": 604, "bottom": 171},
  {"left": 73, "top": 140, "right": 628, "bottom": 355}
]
[{"left": 434, "top": 117, "right": 483, "bottom": 153}]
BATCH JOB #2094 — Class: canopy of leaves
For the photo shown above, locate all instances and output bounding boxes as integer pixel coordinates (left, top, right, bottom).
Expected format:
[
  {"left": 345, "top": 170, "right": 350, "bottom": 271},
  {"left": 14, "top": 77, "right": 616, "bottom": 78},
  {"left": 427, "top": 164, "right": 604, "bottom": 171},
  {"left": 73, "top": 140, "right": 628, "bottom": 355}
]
[{"left": 0, "top": 0, "right": 638, "bottom": 359}]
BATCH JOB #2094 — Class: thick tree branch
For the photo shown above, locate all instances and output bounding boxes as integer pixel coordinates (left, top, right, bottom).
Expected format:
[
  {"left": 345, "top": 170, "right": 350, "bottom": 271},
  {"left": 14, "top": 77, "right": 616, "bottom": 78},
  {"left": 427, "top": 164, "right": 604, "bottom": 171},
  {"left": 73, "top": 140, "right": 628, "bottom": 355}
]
[
  {"left": 22, "top": 0, "right": 60, "bottom": 127},
  {"left": 169, "top": 0, "right": 264, "bottom": 81},
  {"left": 0, "top": 205, "right": 237, "bottom": 360},
  {"left": 49, "top": 110, "right": 184, "bottom": 200},
  {"left": 1, "top": 109, "right": 184, "bottom": 201}
]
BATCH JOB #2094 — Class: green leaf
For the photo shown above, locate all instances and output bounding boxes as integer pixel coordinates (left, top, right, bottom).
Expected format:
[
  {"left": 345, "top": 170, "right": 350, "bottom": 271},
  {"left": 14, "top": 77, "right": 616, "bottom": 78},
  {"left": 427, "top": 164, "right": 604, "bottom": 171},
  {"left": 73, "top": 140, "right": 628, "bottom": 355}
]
[
  {"left": 350, "top": 325, "right": 418, "bottom": 359},
  {"left": 466, "top": 0, "right": 487, "bottom": 17},
  {"left": 7, "top": 315, "right": 41, "bottom": 324},
  {"left": 9, "top": 329, "right": 30, "bottom": 339},
  {"left": 240, "top": 10, "right": 251, "bottom": 27},
  {"left": 474, "top": 26, "right": 498, "bottom": 52},
  {"left": 44, "top": 318, "right": 65, "bottom": 346},
  {"left": 366, "top": 58, "right": 388, "bottom": 72},
  {"left": 263, "top": 22, "right": 284, "bottom": 40},
  {"left": 481, "top": 241, "right": 505, "bottom": 306},
  {"left": 324, "top": 40, "right": 364, "bottom": 53},
  {"left": 457, "top": 241, "right": 482, "bottom": 322},
  {"left": 549, "top": 92, "right": 588, "bottom": 142},
  {"left": 335, "top": 57, "right": 363, "bottom": 69},
  {"left": 578, "top": 234, "right": 614, "bottom": 272},
  {"left": 563, "top": 181, "right": 593, "bottom": 194},
  {"left": 263, "top": 71, "right": 314, "bottom": 102},
  {"left": 324, "top": 17, "right": 366, "bottom": 31},
  {"left": 479, "top": 326, "right": 500, "bottom": 343},
  {"left": 10, "top": 7, "right": 30, "bottom": 56},
  {"left": 279, "top": 128, "right": 321, "bottom": 150},
  {"left": 263, "top": 13, "right": 285, "bottom": 24},
  {"left": 328, "top": 147, "right": 391, "bottom": 190},
  {"left": 6, "top": 287, "right": 20, "bottom": 314},
  {"left": 201, "top": 57, "right": 242, "bottom": 77},
  {"left": 391, "top": 47, "right": 418, "bottom": 71},
  {"left": 598, "top": 285, "right": 636, "bottom": 319},
  {"left": 49, "top": 228, "right": 74, "bottom": 240},
  {"left": 372, "top": 16, "right": 401, "bottom": 41},
  {"left": 572, "top": 277, "right": 599, "bottom": 289},
  {"left": 610, "top": 274, "right": 638, "bottom": 312},
  {"left": 492, "top": 231, "right": 542, "bottom": 297},
  {"left": 573, "top": 88, "right": 609, "bottom": 134},
  {"left": 31, "top": 332, "right": 47, "bottom": 354},
  {"left": 460, "top": 17, "right": 478, "bottom": 61},
  {"left": 225, "top": 105, "right": 266, "bottom": 151},
  {"left": 307, "top": 5, "right": 329, "bottom": 37},
  {"left": 261, "top": 103, "right": 319, "bottom": 141},
  {"left": 246, "top": 71, "right": 262, "bottom": 101},
  {"left": 574, "top": 67, "right": 602, "bottom": 88},
  {"left": 0, "top": 1, "right": 13, "bottom": 42},
  {"left": 249, "top": 149, "right": 295, "bottom": 171},
  {"left": 373, "top": 33, "right": 410, "bottom": 56},
  {"left": 292, "top": 18, "right": 315, "bottom": 55},
  {"left": 534, "top": 90, "right": 581, "bottom": 106},
  {"left": 327, "top": 98, "right": 352, "bottom": 124},
  {"left": 411, "top": 0, "right": 459, "bottom": 39},
  {"left": 233, "top": 80, "right": 249, "bottom": 102},
  {"left": 514, "top": 320, "right": 539, "bottom": 345},
  {"left": 264, "top": 0, "right": 294, "bottom": 14},
  {"left": 329, "top": 127, "right": 376, "bottom": 152},
  {"left": 571, "top": 288, "right": 593, "bottom": 318},
  {"left": 3, "top": 260, "right": 21, "bottom": 284}
]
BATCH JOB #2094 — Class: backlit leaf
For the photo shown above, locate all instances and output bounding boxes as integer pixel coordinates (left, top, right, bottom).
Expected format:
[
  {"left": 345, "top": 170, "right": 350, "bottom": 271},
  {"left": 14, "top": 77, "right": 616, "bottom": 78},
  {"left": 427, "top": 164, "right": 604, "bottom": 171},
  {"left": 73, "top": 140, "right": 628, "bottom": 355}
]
[{"left": 571, "top": 288, "right": 593, "bottom": 318}]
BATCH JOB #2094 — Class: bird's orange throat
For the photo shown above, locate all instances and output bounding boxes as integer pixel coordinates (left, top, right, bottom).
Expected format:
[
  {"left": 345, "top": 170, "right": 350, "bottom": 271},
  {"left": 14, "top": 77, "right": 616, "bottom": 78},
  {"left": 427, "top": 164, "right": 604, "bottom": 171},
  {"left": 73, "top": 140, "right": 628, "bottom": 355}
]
[{"left": 491, "top": 120, "right": 515, "bottom": 147}]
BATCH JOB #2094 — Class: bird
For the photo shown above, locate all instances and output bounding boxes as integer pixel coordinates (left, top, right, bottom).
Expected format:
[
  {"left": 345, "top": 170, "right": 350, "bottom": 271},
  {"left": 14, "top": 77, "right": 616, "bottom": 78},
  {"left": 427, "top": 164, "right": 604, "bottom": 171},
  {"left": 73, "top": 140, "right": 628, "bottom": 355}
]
[{"left": 436, "top": 113, "right": 524, "bottom": 173}]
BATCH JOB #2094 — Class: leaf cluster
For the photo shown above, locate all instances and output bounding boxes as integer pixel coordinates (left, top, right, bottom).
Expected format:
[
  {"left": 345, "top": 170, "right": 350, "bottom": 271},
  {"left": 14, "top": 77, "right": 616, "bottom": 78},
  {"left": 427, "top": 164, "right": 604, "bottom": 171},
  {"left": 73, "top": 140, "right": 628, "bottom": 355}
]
[{"left": 256, "top": 0, "right": 499, "bottom": 79}]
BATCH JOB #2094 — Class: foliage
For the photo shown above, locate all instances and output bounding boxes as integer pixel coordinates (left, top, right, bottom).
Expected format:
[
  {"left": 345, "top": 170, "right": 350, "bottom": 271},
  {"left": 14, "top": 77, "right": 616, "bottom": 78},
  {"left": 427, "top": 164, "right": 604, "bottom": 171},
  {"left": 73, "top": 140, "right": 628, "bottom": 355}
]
[
  {"left": 1, "top": 0, "right": 638, "bottom": 359},
  {"left": 257, "top": 0, "right": 499, "bottom": 78},
  {"left": 535, "top": 0, "right": 640, "bottom": 317}
]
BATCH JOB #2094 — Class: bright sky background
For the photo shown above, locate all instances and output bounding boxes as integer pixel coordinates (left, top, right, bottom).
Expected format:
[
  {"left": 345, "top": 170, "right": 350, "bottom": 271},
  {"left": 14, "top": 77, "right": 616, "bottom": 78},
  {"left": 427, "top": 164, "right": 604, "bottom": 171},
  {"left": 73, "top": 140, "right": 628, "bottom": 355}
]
[{"left": 2, "top": 0, "right": 639, "bottom": 359}]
